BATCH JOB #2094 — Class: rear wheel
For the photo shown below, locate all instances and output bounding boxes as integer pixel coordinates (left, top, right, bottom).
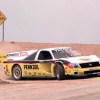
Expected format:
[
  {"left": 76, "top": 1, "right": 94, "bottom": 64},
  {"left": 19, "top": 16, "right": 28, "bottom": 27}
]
[
  {"left": 12, "top": 65, "right": 22, "bottom": 80},
  {"left": 55, "top": 64, "right": 65, "bottom": 80}
]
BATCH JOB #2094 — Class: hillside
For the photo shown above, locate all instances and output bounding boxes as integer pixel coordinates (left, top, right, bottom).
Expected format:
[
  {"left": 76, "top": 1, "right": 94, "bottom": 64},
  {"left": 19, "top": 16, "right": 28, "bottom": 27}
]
[{"left": 0, "top": 42, "right": 100, "bottom": 57}]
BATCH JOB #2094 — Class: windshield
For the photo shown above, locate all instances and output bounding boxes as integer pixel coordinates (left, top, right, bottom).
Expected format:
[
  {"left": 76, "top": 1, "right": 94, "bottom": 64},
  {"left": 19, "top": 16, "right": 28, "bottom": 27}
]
[{"left": 52, "top": 48, "right": 81, "bottom": 59}]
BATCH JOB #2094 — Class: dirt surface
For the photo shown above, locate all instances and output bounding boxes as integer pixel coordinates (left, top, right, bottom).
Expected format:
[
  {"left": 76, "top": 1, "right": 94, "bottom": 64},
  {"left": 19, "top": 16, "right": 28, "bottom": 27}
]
[
  {"left": 0, "top": 76, "right": 100, "bottom": 100},
  {"left": 0, "top": 42, "right": 100, "bottom": 100}
]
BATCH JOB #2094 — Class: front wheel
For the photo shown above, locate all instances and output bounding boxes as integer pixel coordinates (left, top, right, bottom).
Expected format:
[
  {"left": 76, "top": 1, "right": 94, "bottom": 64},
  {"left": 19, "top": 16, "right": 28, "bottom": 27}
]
[
  {"left": 12, "top": 65, "right": 22, "bottom": 80},
  {"left": 55, "top": 64, "right": 65, "bottom": 80}
]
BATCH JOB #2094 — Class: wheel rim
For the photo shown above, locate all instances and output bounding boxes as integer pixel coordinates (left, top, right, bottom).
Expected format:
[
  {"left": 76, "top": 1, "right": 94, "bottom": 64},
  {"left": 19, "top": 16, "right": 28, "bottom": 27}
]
[
  {"left": 13, "top": 66, "right": 21, "bottom": 79},
  {"left": 56, "top": 69, "right": 60, "bottom": 79}
]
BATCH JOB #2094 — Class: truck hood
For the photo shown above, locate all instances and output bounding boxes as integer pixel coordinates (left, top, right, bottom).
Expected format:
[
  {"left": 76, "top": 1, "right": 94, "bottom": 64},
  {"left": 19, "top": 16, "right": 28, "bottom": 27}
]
[{"left": 60, "top": 55, "right": 100, "bottom": 63}]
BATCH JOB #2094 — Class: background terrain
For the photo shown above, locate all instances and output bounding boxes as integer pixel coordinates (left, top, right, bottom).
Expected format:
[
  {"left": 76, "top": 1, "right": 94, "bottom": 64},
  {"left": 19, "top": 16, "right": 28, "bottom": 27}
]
[{"left": 0, "top": 42, "right": 100, "bottom": 100}]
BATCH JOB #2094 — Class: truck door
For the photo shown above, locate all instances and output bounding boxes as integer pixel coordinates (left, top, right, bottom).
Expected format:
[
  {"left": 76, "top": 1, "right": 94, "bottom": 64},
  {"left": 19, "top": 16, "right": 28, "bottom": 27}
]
[{"left": 37, "top": 51, "right": 54, "bottom": 77}]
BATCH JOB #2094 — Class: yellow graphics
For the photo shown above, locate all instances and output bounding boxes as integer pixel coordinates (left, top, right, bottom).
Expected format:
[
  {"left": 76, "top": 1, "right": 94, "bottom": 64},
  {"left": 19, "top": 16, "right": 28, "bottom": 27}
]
[
  {"left": 3, "top": 61, "right": 100, "bottom": 80},
  {"left": 0, "top": 53, "right": 7, "bottom": 64}
]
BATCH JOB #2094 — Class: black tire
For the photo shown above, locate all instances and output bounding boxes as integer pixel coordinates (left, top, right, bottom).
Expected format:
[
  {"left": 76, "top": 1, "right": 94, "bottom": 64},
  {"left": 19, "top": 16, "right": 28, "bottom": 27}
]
[
  {"left": 12, "top": 65, "right": 22, "bottom": 80},
  {"left": 55, "top": 64, "right": 65, "bottom": 80}
]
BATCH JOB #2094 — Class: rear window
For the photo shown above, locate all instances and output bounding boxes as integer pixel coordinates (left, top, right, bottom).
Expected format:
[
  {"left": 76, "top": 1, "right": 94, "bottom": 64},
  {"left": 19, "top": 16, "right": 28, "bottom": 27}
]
[{"left": 24, "top": 51, "right": 38, "bottom": 60}]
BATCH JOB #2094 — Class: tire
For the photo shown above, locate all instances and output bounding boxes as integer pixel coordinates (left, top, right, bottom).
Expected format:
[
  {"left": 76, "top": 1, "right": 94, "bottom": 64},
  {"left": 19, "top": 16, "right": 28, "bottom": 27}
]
[
  {"left": 55, "top": 64, "right": 65, "bottom": 80},
  {"left": 12, "top": 65, "right": 22, "bottom": 80}
]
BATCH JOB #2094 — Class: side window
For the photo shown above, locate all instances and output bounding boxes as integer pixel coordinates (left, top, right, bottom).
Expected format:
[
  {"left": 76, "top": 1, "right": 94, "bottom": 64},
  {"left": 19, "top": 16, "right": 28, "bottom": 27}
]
[{"left": 38, "top": 51, "right": 52, "bottom": 60}]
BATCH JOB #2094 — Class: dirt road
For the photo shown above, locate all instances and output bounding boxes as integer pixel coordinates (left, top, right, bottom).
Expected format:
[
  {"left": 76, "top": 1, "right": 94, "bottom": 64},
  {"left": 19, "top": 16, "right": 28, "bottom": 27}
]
[
  {"left": 0, "top": 64, "right": 100, "bottom": 100},
  {"left": 0, "top": 76, "right": 100, "bottom": 100}
]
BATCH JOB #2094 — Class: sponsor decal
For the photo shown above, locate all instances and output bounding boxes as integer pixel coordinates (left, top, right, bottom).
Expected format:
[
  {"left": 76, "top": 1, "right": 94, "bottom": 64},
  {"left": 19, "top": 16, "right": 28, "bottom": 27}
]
[
  {"left": 7, "top": 53, "right": 19, "bottom": 57},
  {"left": 79, "top": 58, "right": 92, "bottom": 61},
  {"left": 20, "top": 52, "right": 28, "bottom": 56},
  {"left": 24, "top": 65, "right": 39, "bottom": 70},
  {"left": 7, "top": 52, "right": 28, "bottom": 57},
  {"left": 38, "top": 73, "right": 41, "bottom": 75},
  {"left": 33, "top": 72, "right": 36, "bottom": 75},
  {"left": 28, "top": 72, "right": 32, "bottom": 75}
]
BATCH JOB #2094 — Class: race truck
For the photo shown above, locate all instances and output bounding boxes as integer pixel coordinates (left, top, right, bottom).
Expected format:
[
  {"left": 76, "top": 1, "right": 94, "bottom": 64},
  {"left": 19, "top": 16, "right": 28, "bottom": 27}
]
[{"left": 3, "top": 47, "right": 100, "bottom": 80}]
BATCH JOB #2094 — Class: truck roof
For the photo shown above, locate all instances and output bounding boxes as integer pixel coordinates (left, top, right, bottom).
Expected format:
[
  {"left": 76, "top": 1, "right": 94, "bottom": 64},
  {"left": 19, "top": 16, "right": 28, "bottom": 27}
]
[{"left": 40, "top": 47, "right": 70, "bottom": 51}]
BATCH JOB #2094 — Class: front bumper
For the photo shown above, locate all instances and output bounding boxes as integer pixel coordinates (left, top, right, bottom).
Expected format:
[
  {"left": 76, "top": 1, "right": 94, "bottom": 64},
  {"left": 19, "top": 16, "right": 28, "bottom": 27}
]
[{"left": 65, "top": 66, "right": 100, "bottom": 76}]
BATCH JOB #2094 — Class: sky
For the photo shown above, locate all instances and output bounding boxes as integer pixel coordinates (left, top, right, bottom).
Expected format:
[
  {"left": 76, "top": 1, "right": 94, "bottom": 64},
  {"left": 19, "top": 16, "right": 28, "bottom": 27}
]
[{"left": 0, "top": 0, "right": 100, "bottom": 44}]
